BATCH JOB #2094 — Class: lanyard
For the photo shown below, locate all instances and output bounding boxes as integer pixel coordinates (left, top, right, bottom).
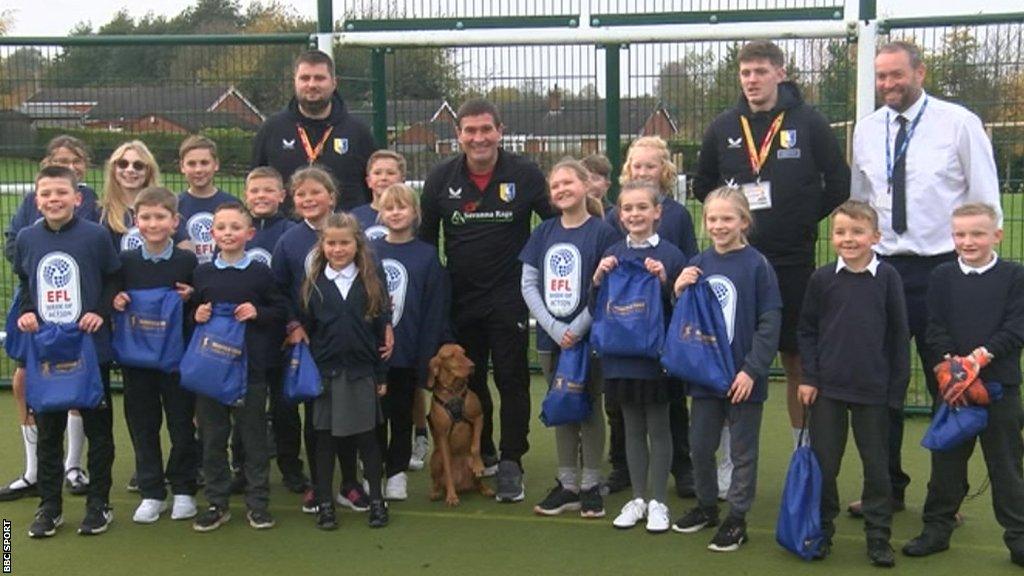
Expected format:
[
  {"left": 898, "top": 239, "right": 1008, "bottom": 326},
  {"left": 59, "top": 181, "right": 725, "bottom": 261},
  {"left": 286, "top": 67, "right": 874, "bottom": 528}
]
[
  {"left": 296, "top": 124, "right": 334, "bottom": 165},
  {"left": 739, "top": 112, "right": 785, "bottom": 177},
  {"left": 885, "top": 96, "right": 928, "bottom": 186}
]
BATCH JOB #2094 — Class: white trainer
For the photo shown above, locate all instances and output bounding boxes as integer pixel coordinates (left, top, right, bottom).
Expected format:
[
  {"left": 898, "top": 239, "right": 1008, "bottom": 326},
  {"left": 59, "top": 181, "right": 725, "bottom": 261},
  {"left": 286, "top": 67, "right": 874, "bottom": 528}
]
[
  {"left": 646, "top": 500, "right": 670, "bottom": 533},
  {"left": 384, "top": 472, "right": 408, "bottom": 501},
  {"left": 612, "top": 498, "right": 647, "bottom": 529},
  {"left": 133, "top": 498, "right": 168, "bottom": 524},
  {"left": 409, "top": 436, "right": 429, "bottom": 471},
  {"left": 171, "top": 494, "right": 198, "bottom": 520}
]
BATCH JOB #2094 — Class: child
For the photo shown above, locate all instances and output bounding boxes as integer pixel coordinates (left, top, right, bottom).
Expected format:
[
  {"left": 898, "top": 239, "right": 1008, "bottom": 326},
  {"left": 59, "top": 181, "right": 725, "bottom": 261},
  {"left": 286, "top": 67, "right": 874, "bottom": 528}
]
[
  {"left": 593, "top": 180, "right": 686, "bottom": 533},
  {"left": 15, "top": 165, "right": 121, "bottom": 537},
  {"left": 175, "top": 135, "right": 236, "bottom": 264},
  {"left": 604, "top": 137, "right": 698, "bottom": 499},
  {"left": 797, "top": 200, "right": 909, "bottom": 566},
  {"left": 239, "top": 166, "right": 307, "bottom": 494},
  {"left": 671, "top": 187, "right": 781, "bottom": 552},
  {"left": 352, "top": 150, "right": 406, "bottom": 241},
  {"left": 371, "top": 183, "right": 449, "bottom": 500},
  {"left": 272, "top": 166, "right": 371, "bottom": 514},
  {"left": 903, "top": 203, "right": 1024, "bottom": 568},
  {"left": 521, "top": 159, "right": 617, "bottom": 518},
  {"left": 112, "top": 187, "right": 201, "bottom": 524},
  {"left": 190, "top": 202, "right": 287, "bottom": 532},
  {"left": 100, "top": 141, "right": 161, "bottom": 252},
  {"left": 580, "top": 153, "right": 613, "bottom": 215},
  {"left": 301, "top": 213, "right": 390, "bottom": 529},
  {"left": 0, "top": 136, "right": 100, "bottom": 502}
]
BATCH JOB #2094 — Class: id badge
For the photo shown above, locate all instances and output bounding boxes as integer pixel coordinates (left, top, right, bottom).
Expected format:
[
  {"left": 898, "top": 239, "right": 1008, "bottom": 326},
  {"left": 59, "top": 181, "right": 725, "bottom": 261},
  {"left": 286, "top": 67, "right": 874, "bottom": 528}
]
[
  {"left": 741, "top": 180, "right": 772, "bottom": 211},
  {"left": 876, "top": 183, "right": 893, "bottom": 211}
]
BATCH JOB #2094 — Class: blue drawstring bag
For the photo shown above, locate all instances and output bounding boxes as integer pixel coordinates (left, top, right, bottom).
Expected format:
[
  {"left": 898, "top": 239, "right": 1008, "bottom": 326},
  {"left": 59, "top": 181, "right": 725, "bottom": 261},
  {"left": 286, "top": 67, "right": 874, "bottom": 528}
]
[
  {"left": 776, "top": 426, "right": 825, "bottom": 560},
  {"left": 591, "top": 259, "right": 664, "bottom": 359},
  {"left": 283, "top": 342, "right": 322, "bottom": 403},
  {"left": 921, "top": 403, "right": 988, "bottom": 451},
  {"left": 4, "top": 288, "right": 27, "bottom": 363},
  {"left": 539, "top": 341, "right": 593, "bottom": 427},
  {"left": 111, "top": 287, "right": 184, "bottom": 373},
  {"left": 24, "top": 323, "right": 104, "bottom": 413},
  {"left": 661, "top": 280, "right": 735, "bottom": 394},
  {"left": 180, "top": 303, "right": 247, "bottom": 406}
]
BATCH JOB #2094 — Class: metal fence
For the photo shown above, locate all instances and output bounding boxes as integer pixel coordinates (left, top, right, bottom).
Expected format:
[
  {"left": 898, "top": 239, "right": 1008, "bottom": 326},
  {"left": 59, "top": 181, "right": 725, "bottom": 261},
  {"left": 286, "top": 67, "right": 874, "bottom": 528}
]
[{"left": 0, "top": 1, "right": 1022, "bottom": 409}]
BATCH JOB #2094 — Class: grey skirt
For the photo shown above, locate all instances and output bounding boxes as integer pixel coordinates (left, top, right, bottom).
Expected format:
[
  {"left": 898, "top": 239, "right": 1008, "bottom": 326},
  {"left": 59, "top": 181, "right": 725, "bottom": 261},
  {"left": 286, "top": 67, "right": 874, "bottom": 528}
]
[{"left": 312, "top": 370, "right": 382, "bottom": 437}]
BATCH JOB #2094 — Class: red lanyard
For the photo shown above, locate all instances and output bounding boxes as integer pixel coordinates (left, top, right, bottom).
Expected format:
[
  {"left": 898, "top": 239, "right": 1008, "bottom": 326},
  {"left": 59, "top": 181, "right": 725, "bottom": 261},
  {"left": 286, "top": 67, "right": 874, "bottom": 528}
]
[
  {"left": 739, "top": 112, "right": 785, "bottom": 177},
  {"left": 296, "top": 124, "right": 334, "bottom": 165}
]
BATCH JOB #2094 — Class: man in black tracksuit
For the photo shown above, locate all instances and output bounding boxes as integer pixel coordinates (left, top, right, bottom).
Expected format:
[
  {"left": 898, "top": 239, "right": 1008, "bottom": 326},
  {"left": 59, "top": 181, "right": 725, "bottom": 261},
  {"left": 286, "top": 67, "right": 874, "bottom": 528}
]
[
  {"left": 251, "top": 50, "right": 377, "bottom": 214},
  {"left": 694, "top": 41, "right": 850, "bottom": 453},
  {"left": 420, "top": 99, "right": 554, "bottom": 503}
]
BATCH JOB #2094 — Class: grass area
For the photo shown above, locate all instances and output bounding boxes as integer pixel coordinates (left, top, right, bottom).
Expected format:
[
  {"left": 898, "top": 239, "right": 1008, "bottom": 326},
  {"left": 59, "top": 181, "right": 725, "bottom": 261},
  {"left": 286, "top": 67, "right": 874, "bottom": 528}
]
[{"left": 0, "top": 380, "right": 1017, "bottom": 575}]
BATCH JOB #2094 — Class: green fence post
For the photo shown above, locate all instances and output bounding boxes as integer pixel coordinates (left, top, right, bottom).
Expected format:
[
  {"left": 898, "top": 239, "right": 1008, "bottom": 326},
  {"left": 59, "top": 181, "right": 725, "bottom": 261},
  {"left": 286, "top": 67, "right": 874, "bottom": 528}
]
[
  {"left": 605, "top": 43, "right": 622, "bottom": 202},
  {"left": 371, "top": 48, "right": 388, "bottom": 148},
  {"left": 316, "top": 0, "right": 333, "bottom": 54}
]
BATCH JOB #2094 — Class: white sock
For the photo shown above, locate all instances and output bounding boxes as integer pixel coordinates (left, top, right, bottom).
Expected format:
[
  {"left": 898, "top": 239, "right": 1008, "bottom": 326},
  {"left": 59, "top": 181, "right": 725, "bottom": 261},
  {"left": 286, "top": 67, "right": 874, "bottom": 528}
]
[
  {"left": 716, "top": 426, "right": 733, "bottom": 498},
  {"left": 65, "top": 412, "right": 85, "bottom": 474},
  {"left": 792, "top": 427, "right": 809, "bottom": 449},
  {"left": 22, "top": 424, "right": 38, "bottom": 485}
]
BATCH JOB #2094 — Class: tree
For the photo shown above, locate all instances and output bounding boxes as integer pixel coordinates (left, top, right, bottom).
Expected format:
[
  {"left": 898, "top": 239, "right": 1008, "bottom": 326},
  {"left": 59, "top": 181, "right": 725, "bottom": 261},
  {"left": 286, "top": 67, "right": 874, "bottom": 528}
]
[
  {"left": 817, "top": 39, "right": 855, "bottom": 123},
  {"left": 656, "top": 49, "right": 714, "bottom": 140},
  {"left": 923, "top": 28, "right": 997, "bottom": 120}
]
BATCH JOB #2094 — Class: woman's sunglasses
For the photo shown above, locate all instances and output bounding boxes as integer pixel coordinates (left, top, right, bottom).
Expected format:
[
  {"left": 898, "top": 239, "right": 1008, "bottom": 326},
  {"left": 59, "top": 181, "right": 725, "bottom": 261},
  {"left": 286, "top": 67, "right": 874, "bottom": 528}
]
[{"left": 115, "top": 159, "right": 147, "bottom": 171}]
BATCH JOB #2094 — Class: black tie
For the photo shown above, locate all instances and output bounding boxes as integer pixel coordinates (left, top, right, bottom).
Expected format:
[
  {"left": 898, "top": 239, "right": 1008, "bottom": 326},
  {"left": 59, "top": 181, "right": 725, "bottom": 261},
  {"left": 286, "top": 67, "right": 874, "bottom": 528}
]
[{"left": 892, "top": 115, "right": 908, "bottom": 234}]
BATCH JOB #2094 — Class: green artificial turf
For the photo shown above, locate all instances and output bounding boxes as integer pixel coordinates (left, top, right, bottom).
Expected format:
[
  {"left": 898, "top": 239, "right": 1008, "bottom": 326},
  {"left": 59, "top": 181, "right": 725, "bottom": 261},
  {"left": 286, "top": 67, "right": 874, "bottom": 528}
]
[{"left": 0, "top": 377, "right": 1017, "bottom": 576}]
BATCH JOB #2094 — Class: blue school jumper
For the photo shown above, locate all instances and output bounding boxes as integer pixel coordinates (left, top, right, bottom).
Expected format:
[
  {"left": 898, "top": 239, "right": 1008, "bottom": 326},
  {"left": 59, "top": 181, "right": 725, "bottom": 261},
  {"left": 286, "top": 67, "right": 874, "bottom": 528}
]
[
  {"left": 13, "top": 217, "right": 121, "bottom": 363},
  {"left": 686, "top": 246, "right": 782, "bottom": 402},
  {"left": 271, "top": 221, "right": 319, "bottom": 321},
  {"left": 175, "top": 189, "right": 237, "bottom": 264},
  {"left": 247, "top": 214, "right": 294, "bottom": 267},
  {"left": 605, "top": 196, "right": 699, "bottom": 260},
  {"left": 4, "top": 184, "right": 100, "bottom": 263},
  {"left": 518, "top": 216, "right": 618, "bottom": 352},
  {"left": 352, "top": 204, "right": 387, "bottom": 241},
  {"left": 371, "top": 237, "right": 449, "bottom": 378}
]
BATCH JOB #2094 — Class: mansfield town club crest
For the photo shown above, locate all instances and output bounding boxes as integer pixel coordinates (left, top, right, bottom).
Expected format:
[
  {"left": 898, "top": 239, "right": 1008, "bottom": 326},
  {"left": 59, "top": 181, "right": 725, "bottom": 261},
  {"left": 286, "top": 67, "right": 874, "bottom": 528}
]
[
  {"left": 333, "top": 138, "right": 349, "bottom": 155},
  {"left": 499, "top": 182, "right": 516, "bottom": 202},
  {"left": 780, "top": 130, "right": 797, "bottom": 149}
]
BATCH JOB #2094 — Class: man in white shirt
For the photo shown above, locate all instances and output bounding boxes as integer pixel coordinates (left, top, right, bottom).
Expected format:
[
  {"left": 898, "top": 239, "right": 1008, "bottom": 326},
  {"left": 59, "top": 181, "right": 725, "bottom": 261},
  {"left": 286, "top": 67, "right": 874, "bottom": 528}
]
[{"left": 850, "top": 40, "right": 1000, "bottom": 516}]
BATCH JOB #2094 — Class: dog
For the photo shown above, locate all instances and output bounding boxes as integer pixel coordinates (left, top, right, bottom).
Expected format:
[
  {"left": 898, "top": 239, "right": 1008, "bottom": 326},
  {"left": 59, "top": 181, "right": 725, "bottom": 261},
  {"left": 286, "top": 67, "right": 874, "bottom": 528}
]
[{"left": 427, "top": 343, "right": 492, "bottom": 506}]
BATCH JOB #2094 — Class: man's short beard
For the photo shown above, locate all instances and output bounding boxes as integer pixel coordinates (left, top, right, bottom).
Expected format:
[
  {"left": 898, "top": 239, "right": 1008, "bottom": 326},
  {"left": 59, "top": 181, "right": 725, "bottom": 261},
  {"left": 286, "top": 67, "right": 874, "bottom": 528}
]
[{"left": 299, "top": 96, "right": 331, "bottom": 116}]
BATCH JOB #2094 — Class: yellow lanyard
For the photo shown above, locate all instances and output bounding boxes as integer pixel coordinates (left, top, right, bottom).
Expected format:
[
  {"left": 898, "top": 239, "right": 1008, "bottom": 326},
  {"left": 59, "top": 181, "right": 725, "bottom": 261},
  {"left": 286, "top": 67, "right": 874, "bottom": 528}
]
[{"left": 739, "top": 112, "right": 785, "bottom": 177}]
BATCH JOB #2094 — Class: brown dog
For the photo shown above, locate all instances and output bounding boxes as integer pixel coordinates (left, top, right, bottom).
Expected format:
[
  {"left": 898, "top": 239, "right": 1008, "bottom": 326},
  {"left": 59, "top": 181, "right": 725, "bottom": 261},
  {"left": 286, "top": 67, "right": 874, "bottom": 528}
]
[{"left": 427, "top": 343, "right": 493, "bottom": 506}]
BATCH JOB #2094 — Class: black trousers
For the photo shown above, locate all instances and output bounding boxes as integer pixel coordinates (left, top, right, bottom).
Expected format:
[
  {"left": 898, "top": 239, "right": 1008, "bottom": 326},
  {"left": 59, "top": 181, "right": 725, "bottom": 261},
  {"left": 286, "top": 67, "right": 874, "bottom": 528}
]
[
  {"left": 122, "top": 367, "right": 198, "bottom": 500},
  {"left": 379, "top": 367, "right": 416, "bottom": 478},
  {"left": 810, "top": 396, "right": 892, "bottom": 541},
  {"left": 455, "top": 304, "right": 531, "bottom": 464},
  {"left": 608, "top": 395, "right": 691, "bottom": 479},
  {"left": 228, "top": 367, "right": 304, "bottom": 481},
  {"left": 195, "top": 369, "right": 270, "bottom": 511},
  {"left": 922, "top": 385, "right": 1024, "bottom": 553},
  {"left": 36, "top": 365, "right": 114, "bottom": 515},
  {"left": 882, "top": 252, "right": 955, "bottom": 499}
]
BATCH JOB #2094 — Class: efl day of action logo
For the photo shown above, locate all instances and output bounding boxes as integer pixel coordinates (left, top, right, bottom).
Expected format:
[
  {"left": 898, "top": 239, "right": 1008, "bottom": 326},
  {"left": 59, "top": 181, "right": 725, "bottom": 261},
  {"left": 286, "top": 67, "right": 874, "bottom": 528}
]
[
  {"left": 120, "top": 227, "right": 144, "bottom": 252},
  {"left": 247, "top": 248, "right": 272, "bottom": 267},
  {"left": 544, "top": 243, "right": 581, "bottom": 316},
  {"left": 187, "top": 212, "right": 216, "bottom": 263},
  {"left": 382, "top": 258, "right": 408, "bottom": 326},
  {"left": 36, "top": 251, "right": 81, "bottom": 323}
]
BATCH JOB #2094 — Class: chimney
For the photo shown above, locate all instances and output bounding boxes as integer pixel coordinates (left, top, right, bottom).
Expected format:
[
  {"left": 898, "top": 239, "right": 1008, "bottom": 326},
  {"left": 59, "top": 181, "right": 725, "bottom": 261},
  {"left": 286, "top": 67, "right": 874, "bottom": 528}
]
[{"left": 547, "top": 84, "right": 562, "bottom": 113}]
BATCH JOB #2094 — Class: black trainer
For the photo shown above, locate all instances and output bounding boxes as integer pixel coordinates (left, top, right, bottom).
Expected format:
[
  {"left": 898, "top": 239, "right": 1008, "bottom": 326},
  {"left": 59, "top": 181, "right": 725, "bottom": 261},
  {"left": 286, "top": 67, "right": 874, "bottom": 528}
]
[
  {"left": 28, "top": 510, "right": 62, "bottom": 538},
  {"left": 707, "top": 516, "right": 747, "bottom": 552},
  {"left": 533, "top": 481, "right": 581, "bottom": 516},
  {"left": 316, "top": 504, "right": 338, "bottom": 530},
  {"left": 77, "top": 505, "right": 113, "bottom": 536},
  {"left": 604, "top": 468, "right": 631, "bottom": 494},
  {"left": 579, "top": 485, "right": 605, "bottom": 518},
  {"left": 0, "top": 476, "right": 37, "bottom": 502},
  {"left": 868, "top": 538, "right": 896, "bottom": 567},
  {"left": 193, "top": 505, "right": 231, "bottom": 532},
  {"left": 813, "top": 538, "right": 833, "bottom": 560},
  {"left": 368, "top": 500, "right": 389, "bottom": 528},
  {"left": 901, "top": 533, "right": 949, "bottom": 557},
  {"left": 672, "top": 506, "right": 719, "bottom": 534},
  {"left": 246, "top": 508, "right": 275, "bottom": 530}
]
